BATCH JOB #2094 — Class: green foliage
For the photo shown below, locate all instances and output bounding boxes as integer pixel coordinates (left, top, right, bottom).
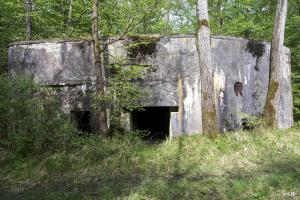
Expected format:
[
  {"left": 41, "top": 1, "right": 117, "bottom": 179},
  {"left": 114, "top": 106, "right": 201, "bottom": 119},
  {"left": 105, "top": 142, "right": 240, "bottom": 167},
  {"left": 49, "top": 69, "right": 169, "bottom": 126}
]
[
  {"left": 286, "top": 15, "right": 300, "bottom": 120},
  {"left": 0, "top": 75, "right": 75, "bottom": 157},
  {"left": 208, "top": 0, "right": 276, "bottom": 40},
  {"left": 0, "top": 0, "right": 25, "bottom": 71},
  {"left": 240, "top": 113, "right": 265, "bottom": 130},
  {"left": 126, "top": 34, "right": 160, "bottom": 61},
  {"left": 93, "top": 64, "right": 147, "bottom": 134}
]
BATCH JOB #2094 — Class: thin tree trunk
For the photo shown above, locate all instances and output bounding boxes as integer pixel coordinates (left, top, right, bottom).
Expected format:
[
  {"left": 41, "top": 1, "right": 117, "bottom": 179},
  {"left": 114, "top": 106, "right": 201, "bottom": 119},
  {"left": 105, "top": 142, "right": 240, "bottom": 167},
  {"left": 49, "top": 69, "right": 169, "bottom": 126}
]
[
  {"left": 196, "top": 0, "right": 220, "bottom": 137},
  {"left": 92, "top": 0, "right": 109, "bottom": 136},
  {"left": 217, "top": 0, "right": 224, "bottom": 28},
  {"left": 264, "top": 0, "right": 288, "bottom": 128},
  {"left": 67, "top": 0, "right": 73, "bottom": 26},
  {"left": 24, "top": 0, "right": 32, "bottom": 39}
]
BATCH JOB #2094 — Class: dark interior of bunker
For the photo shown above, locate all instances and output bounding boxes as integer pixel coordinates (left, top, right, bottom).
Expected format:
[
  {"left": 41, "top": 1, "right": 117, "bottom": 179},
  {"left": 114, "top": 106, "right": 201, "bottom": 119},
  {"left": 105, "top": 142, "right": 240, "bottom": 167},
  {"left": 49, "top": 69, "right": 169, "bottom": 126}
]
[
  {"left": 71, "top": 111, "right": 92, "bottom": 134},
  {"left": 132, "top": 107, "right": 178, "bottom": 140}
]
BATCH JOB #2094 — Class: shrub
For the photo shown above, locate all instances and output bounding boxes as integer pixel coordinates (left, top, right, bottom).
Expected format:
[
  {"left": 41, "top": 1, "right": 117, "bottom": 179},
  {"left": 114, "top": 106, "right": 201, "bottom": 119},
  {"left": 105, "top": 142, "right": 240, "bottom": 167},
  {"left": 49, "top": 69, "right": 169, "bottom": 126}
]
[
  {"left": 0, "top": 75, "right": 75, "bottom": 157},
  {"left": 93, "top": 64, "right": 147, "bottom": 135},
  {"left": 240, "top": 114, "right": 264, "bottom": 131}
]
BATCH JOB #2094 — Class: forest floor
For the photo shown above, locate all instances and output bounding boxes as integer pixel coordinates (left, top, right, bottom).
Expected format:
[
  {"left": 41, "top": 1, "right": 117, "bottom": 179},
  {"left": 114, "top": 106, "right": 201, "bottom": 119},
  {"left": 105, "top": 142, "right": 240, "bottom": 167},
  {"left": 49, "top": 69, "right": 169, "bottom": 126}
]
[{"left": 1, "top": 128, "right": 300, "bottom": 200}]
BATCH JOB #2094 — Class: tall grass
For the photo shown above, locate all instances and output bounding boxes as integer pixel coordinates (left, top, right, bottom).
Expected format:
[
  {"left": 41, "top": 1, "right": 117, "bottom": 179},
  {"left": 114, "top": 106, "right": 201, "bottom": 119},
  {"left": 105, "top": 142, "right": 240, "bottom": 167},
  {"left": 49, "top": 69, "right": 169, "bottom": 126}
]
[{"left": 1, "top": 129, "right": 300, "bottom": 199}]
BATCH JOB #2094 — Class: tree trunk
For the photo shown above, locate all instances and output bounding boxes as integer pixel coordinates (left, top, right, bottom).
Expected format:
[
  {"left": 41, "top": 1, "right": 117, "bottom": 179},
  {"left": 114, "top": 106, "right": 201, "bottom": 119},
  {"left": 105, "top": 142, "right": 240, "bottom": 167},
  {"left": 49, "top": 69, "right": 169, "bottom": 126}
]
[
  {"left": 196, "top": 0, "right": 220, "bottom": 137},
  {"left": 67, "top": 0, "right": 73, "bottom": 27},
  {"left": 216, "top": 0, "right": 224, "bottom": 28},
  {"left": 24, "top": 0, "right": 32, "bottom": 39},
  {"left": 264, "top": 0, "right": 288, "bottom": 128},
  {"left": 92, "top": 0, "right": 109, "bottom": 136}
]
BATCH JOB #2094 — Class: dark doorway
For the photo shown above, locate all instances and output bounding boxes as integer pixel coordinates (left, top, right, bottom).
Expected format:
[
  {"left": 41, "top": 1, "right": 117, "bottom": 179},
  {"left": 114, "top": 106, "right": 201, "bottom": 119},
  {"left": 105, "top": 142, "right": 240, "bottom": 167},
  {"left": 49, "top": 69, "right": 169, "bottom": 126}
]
[
  {"left": 71, "top": 111, "right": 91, "bottom": 133},
  {"left": 132, "top": 107, "right": 178, "bottom": 140}
]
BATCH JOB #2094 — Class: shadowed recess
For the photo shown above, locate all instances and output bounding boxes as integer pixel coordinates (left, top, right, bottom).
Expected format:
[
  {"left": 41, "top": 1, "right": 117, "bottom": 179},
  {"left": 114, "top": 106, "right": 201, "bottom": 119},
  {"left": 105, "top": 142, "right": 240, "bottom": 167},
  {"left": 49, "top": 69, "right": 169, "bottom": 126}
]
[{"left": 132, "top": 106, "right": 178, "bottom": 140}]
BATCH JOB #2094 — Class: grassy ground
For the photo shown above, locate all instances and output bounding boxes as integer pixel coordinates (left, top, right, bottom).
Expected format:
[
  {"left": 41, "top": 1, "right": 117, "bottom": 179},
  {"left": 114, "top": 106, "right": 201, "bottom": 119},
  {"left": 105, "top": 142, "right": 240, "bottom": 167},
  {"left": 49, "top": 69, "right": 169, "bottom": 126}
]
[{"left": 1, "top": 129, "right": 300, "bottom": 200}]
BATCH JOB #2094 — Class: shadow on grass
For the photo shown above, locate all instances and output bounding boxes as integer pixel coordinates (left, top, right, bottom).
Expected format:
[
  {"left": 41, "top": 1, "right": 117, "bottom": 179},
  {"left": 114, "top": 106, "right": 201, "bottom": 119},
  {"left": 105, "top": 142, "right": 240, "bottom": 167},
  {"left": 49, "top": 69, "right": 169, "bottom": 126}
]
[{"left": 1, "top": 139, "right": 300, "bottom": 200}]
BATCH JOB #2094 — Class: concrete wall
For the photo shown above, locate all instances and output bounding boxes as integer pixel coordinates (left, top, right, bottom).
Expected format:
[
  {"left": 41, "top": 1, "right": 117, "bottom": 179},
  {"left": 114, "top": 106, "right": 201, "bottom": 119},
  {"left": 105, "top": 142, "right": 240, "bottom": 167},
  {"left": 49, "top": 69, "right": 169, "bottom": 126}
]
[
  {"left": 8, "top": 35, "right": 293, "bottom": 136},
  {"left": 9, "top": 40, "right": 96, "bottom": 84},
  {"left": 9, "top": 40, "right": 96, "bottom": 113}
]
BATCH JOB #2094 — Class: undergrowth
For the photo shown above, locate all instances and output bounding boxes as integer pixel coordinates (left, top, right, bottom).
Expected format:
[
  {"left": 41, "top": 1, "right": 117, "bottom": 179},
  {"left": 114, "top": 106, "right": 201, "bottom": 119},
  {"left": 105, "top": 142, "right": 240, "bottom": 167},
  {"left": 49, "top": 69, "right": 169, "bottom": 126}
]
[
  {"left": 1, "top": 129, "right": 300, "bottom": 199},
  {"left": 0, "top": 75, "right": 75, "bottom": 157}
]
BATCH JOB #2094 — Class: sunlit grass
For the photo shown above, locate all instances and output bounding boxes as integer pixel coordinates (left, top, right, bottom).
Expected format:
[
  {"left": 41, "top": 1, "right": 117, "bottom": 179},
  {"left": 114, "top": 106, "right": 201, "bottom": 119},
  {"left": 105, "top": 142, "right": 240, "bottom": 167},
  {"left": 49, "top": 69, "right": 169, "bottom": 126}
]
[{"left": 1, "top": 128, "right": 300, "bottom": 199}]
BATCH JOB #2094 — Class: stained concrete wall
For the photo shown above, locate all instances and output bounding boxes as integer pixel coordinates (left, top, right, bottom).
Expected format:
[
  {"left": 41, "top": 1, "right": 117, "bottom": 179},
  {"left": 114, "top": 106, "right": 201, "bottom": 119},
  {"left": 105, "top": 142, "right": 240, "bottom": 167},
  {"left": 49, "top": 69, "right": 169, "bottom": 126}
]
[
  {"left": 8, "top": 35, "right": 293, "bottom": 136},
  {"left": 9, "top": 40, "right": 96, "bottom": 84},
  {"left": 8, "top": 40, "right": 96, "bottom": 113},
  {"left": 106, "top": 35, "right": 293, "bottom": 132}
]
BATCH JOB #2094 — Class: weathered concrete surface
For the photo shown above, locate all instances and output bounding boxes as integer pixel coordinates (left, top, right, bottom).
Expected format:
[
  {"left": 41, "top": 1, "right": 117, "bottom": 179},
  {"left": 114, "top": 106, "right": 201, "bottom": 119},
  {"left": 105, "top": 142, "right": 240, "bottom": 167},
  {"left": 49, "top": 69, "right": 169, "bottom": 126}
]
[
  {"left": 8, "top": 35, "right": 293, "bottom": 136},
  {"left": 112, "top": 35, "right": 292, "bottom": 132},
  {"left": 9, "top": 40, "right": 96, "bottom": 85},
  {"left": 56, "top": 84, "right": 93, "bottom": 113},
  {"left": 211, "top": 36, "right": 292, "bottom": 129},
  {"left": 129, "top": 35, "right": 202, "bottom": 135},
  {"left": 9, "top": 40, "right": 97, "bottom": 114}
]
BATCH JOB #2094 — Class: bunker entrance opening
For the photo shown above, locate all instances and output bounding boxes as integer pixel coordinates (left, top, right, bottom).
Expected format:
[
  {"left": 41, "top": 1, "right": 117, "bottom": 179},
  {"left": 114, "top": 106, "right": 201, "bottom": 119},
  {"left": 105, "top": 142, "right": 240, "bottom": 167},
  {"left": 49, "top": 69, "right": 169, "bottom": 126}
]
[
  {"left": 132, "top": 106, "right": 178, "bottom": 140},
  {"left": 71, "top": 111, "right": 91, "bottom": 134}
]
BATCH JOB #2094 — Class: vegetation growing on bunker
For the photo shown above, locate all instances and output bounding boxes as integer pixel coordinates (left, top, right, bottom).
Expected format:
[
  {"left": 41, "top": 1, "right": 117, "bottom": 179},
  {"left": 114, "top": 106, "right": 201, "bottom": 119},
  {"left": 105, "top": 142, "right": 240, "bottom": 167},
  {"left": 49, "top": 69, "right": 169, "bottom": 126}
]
[
  {"left": 126, "top": 34, "right": 160, "bottom": 61},
  {"left": 247, "top": 40, "right": 265, "bottom": 58},
  {"left": 78, "top": 42, "right": 85, "bottom": 50},
  {"left": 77, "top": 42, "right": 87, "bottom": 55},
  {"left": 246, "top": 40, "right": 265, "bottom": 71}
]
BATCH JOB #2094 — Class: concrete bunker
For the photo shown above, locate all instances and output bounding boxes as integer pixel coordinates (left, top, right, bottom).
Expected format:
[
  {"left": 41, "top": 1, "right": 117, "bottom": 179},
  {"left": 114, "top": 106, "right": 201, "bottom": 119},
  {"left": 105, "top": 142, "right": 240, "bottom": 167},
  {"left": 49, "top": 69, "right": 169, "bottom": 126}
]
[
  {"left": 8, "top": 35, "right": 293, "bottom": 137},
  {"left": 132, "top": 106, "right": 178, "bottom": 140}
]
